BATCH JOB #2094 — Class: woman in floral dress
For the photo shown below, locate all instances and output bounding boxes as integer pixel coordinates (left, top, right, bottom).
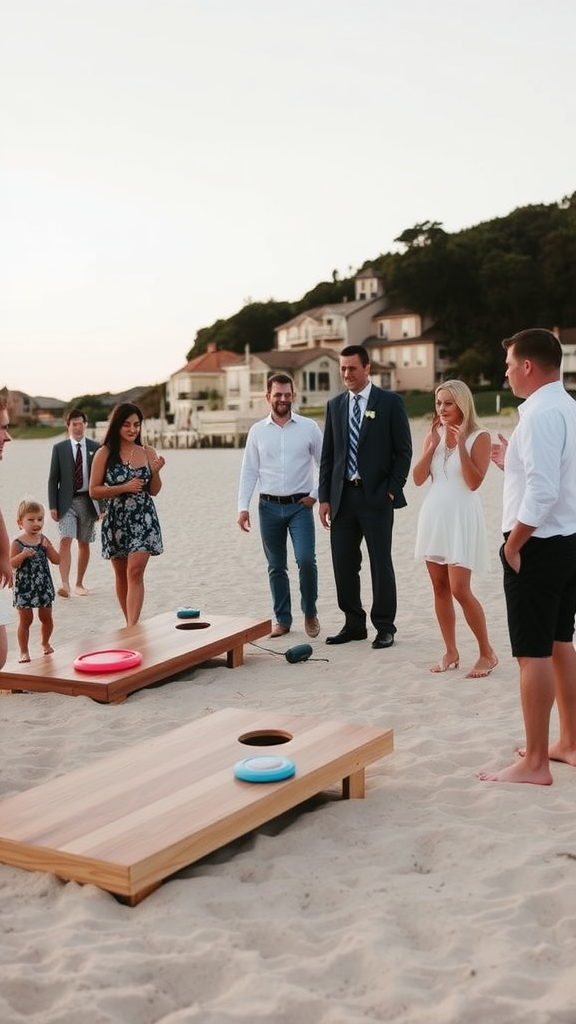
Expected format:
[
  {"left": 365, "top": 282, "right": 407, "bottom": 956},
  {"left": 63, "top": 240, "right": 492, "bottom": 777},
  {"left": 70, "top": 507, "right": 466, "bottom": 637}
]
[{"left": 90, "top": 403, "right": 165, "bottom": 626}]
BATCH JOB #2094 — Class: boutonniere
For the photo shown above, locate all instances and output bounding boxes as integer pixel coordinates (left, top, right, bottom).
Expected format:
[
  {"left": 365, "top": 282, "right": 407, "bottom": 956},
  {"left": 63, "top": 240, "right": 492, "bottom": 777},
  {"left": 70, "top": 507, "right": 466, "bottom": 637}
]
[{"left": 364, "top": 409, "right": 376, "bottom": 420}]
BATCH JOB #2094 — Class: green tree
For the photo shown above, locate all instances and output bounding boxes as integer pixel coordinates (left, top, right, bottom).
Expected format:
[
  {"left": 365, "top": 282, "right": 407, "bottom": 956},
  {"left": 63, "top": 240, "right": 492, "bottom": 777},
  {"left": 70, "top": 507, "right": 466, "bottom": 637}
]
[{"left": 187, "top": 300, "right": 294, "bottom": 360}]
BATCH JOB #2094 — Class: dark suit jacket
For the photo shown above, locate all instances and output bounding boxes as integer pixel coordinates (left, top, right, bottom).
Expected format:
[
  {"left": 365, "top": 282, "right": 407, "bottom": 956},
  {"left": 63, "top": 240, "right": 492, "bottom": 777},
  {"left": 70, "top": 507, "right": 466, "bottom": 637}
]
[
  {"left": 48, "top": 437, "right": 101, "bottom": 518},
  {"left": 318, "top": 385, "right": 412, "bottom": 518}
]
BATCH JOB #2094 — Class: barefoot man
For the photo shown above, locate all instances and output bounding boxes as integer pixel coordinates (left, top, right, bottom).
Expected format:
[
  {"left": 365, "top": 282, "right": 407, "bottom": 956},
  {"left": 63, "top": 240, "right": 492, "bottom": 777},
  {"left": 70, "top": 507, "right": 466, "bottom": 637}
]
[{"left": 480, "top": 328, "right": 576, "bottom": 785}]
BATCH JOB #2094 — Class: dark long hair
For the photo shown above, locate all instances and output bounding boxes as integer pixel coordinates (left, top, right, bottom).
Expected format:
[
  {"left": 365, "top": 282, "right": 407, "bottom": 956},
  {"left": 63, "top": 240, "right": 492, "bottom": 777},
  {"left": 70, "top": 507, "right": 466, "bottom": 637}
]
[{"left": 103, "top": 403, "right": 143, "bottom": 467}]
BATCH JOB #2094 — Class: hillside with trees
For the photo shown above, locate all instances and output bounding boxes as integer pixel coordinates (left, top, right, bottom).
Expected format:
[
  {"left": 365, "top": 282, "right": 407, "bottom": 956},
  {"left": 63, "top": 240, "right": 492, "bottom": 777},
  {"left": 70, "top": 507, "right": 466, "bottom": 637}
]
[{"left": 186, "top": 194, "right": 576, "bottom": 386}]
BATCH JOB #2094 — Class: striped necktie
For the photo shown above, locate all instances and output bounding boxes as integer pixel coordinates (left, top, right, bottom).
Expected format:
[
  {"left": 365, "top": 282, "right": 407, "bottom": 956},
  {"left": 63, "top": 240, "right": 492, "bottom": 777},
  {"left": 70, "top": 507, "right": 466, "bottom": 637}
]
[
  {"left": 347, "top": 394, "right": 361, "bottom": 479},
  {"left": 74, "top": 442, "right": 83, "bottom": 493}
]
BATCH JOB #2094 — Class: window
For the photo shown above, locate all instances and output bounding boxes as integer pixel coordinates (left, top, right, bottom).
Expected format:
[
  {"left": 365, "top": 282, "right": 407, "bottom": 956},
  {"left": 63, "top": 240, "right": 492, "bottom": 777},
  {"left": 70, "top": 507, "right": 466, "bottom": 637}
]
[
  {"left": 307, "top": 372, "right": 317, "bottom": 391},
  {"left": 416, "top": 346, "right": 426, "bottom": 367},
  {"left": 379, "top": 321, "right": 389, "bottom": 340},
  {"left": 318, "top": 372, "right": 330, "bottom": 391},
  {"left": 402, "top": 347, "right": 411, "bottom": 368},
  {"left": 401, "top": 317, "right": 416, "bottom": 338},
  {"left": 250, "top": 372, "right": 266, "bottom": 391}
]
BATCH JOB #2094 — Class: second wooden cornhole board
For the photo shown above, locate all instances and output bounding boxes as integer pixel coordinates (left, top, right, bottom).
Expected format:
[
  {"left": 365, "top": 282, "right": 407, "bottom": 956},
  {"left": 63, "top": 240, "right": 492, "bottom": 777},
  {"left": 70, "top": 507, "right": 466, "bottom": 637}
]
[
  {"left": 0, "top": 707, "right": 394, "bottom": 904},
  {"left": 0, "top": 612, "right": 272, "bottom": 702}
]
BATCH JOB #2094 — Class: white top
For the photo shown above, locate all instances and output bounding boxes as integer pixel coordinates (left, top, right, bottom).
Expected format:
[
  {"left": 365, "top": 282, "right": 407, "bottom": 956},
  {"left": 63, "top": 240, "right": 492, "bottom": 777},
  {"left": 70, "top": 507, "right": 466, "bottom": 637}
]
[
  {"left": 238, "top": 412, "right": 323, "bottom": 511},
  {"left": 414, "top": 428, "right": 490, "bottom": 572},
  {"left": 502, "top": 381, "right": 576, "bottom": 536}
]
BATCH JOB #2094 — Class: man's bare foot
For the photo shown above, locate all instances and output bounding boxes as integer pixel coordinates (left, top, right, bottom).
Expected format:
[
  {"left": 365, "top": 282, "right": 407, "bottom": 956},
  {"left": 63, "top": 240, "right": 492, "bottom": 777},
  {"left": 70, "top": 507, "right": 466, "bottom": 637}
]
[
  {"left": 75, "top": 585, "right": 90, "bottom": 596},
  {"left": 517, "top": 743, "right": 576, "bottom": 767},
  {"left": 478, "top": 760, "right": 553, "bottom": 785},
  {"left": 42, "top": 644, "right": 54, "bottom": 655},
  {"left": 18, "top": 653, "right": 30, "bottom": 663},
  {"left": 466, "top": 654, "right": 498, "bottom": 678},
  {"left": 430, "top": 651, "right": 459, "bottom": 673},
  {"left": 57, "top": 586, "right": 70, "bottom": 598}
]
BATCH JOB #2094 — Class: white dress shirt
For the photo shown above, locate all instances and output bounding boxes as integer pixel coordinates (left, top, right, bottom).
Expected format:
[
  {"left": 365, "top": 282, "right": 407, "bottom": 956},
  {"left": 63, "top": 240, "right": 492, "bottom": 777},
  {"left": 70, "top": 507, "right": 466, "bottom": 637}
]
[
  {"left": 238, "top": 412, "right": 323, "bottom": 511},
  {"left": 502, "top": 381, "right": 576, "bottom": 536}
]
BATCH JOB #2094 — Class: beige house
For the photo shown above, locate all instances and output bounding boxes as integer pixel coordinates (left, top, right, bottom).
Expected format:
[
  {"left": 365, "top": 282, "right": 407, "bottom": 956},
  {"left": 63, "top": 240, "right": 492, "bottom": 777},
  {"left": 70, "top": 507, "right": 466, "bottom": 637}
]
[
  {"left": 367, "top": 307, "right": 452, "bottom": 391},
  {"left": 275, "top": 268, "right": 387, "bottom": 353},
  {"left": 0, "top": 388, "right": 39, "bottom": 423}
]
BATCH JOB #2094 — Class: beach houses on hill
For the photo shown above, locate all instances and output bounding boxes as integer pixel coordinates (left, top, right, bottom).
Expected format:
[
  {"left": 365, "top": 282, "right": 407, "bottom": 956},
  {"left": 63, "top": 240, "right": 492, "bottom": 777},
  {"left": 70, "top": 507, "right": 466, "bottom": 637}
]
[{"left": 164, "top": 268, "right": 451, "bottom": 441}]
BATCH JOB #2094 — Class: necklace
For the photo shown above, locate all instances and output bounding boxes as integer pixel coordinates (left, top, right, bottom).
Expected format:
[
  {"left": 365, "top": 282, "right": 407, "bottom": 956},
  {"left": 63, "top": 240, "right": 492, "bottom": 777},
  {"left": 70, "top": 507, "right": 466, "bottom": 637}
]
[
  {"left": 121, "top": 445, "right": 135, "bottom": 466},
  {"left": 442, "top": 438, "right": 457, "bottom": 478}
]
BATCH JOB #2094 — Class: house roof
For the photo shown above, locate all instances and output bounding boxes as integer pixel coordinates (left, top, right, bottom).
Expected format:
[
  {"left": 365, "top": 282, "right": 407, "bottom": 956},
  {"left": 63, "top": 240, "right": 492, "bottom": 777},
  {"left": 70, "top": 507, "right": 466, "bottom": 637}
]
[
  {"left": 276, "top": 296, "right": 384, "bottom": 331},
  {"left": 175, "top": 350, "right": 244, "bottom": 375},
  {"left": 255, "top": 349, "right": 340, "bottom": 370},
  {"left": 355, "top": 266, "right": 383, "bottom": 280},
  {"left": 374, "top": 305, "right": 414, "bottom": 318}
]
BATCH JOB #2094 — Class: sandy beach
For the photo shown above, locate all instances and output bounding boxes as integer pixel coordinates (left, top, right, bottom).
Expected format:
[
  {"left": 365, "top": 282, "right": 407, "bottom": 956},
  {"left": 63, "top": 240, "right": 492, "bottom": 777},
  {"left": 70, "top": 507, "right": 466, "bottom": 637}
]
[{"left": 1, "top": 419, "right": 576, "bottom": 1024}]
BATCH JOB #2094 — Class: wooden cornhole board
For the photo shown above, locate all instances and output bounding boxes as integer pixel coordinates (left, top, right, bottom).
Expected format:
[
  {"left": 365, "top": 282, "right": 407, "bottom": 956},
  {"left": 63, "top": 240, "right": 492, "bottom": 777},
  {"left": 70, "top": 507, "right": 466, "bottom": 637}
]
[
  {"left": 0, "top": 612, "right": 271, "bottom": 702},
  {"left": 0, "top": 706, "right": 394, "bottom": 905}
]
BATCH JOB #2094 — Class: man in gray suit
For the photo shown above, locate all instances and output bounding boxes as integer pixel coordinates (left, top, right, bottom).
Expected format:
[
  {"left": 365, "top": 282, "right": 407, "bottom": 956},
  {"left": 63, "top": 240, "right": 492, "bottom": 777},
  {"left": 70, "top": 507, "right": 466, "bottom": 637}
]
[
  {"left": 48, "top": 407, "right": 100, "bottom": 597},
  {"left": 319, "top": 345, "right": 412, "bottom": 649}
]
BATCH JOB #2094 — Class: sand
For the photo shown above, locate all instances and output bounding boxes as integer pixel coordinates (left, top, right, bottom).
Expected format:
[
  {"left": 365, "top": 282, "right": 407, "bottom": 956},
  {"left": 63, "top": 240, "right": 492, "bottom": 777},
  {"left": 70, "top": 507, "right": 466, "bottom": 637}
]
[{"left": 1, "top": 420, "right": 576, "bottom": 1024}]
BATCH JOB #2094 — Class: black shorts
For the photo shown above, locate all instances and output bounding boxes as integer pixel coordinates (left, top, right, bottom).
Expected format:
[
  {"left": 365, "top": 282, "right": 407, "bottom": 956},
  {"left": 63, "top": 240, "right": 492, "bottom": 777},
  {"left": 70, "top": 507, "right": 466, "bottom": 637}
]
[{"left": 501, "top": 533, "right": 576, "bottom": 657}]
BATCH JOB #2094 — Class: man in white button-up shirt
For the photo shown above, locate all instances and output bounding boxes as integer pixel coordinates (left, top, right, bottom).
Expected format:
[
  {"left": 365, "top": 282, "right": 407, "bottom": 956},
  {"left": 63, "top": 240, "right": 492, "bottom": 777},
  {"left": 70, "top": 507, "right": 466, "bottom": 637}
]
[
  {"left": 480, "top": 328, "right": 576, "bottom": 786},
  {"left": 238, "top": 374, "right": 323, "bottom": 639}
]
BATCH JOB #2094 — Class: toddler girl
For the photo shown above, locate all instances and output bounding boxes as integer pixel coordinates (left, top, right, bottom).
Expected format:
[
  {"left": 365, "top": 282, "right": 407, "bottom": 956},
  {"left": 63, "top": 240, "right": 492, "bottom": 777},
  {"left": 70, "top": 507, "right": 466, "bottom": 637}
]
[{"left": 10, "top": 499, "right": 60, "bottom": 662}]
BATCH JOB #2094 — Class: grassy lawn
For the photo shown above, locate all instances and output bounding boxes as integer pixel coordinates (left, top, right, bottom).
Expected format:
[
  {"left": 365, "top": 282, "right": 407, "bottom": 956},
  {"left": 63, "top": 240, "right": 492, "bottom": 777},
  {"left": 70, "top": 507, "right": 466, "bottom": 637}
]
[
  {"left": 8, "top": 425, "right": 65, "bottom": 440},
  {"left": 301, "top": 390, "right": 520, "bottom": 421}
]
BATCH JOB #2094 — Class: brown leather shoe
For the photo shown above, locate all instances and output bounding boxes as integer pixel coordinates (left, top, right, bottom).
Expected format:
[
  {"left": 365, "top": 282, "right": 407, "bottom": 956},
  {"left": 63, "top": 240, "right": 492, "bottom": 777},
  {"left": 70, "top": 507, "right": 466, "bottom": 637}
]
[
  {"left": 304, "top": 616, "right": 320, "bottom": 638},
  {"left": 269, "top": 623, "right": 290, "bottom": 638}
]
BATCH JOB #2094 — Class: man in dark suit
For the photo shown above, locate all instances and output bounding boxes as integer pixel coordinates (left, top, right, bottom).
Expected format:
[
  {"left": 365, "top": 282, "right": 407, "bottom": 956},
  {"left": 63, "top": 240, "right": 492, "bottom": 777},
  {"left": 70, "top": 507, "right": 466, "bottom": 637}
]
[
  {"left": 319, "top": 345, "right": 412, "bottom": 649},
  {"left": 48, "top": 407, "right": 100, "bottom": 598}
]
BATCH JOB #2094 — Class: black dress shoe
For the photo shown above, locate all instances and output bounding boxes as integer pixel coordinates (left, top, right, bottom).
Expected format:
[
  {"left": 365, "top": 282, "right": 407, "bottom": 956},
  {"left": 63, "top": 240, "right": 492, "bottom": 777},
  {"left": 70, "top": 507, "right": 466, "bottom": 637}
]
[
  {"left": 372, "top": 632, "right": 394, "bottom": 649},
  {"left": 326, "top": 628, "right": 368, "bottom": 645}
]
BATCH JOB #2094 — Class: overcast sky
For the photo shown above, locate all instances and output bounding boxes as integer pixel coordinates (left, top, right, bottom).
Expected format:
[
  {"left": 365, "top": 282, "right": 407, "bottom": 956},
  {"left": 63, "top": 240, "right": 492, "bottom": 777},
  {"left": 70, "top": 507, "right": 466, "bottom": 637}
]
[{"left": 1, "top": 0, "right": 574, "bottom": 401}]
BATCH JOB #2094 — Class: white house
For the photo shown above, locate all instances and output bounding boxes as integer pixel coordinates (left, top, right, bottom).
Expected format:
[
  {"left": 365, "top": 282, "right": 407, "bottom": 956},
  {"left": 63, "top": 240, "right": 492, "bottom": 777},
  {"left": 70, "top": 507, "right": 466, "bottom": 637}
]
[
  {"left": 275, "top": 268, "right": 387, "bottom": 353},
  {"left": 224, "top": 348, "right": 342, "bottom": 416},
  {"left": 166, "top": 343, "right": 244, "bottom": 430}
]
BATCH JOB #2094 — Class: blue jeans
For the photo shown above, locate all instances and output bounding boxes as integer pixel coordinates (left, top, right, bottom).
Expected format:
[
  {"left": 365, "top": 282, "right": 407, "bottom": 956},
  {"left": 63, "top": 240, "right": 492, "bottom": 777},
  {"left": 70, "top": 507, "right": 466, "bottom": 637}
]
[{"left": 258, "top": 499, "right": 318, "bottom": 627}]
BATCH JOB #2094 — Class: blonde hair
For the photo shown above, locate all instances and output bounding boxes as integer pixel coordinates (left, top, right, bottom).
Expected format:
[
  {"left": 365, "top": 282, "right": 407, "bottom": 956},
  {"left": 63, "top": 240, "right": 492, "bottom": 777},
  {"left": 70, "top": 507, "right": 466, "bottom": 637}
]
[
  {"left": 17, "top": 498, "right": 45, "bottom": 523},
  {"left": 435, "top": 380, "right": 482, "bottom": 438}
]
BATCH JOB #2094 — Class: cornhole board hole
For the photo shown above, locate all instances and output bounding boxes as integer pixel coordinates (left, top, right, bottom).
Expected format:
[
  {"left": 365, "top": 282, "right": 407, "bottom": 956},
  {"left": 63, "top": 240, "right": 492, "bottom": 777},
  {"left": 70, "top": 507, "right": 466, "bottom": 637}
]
[
  {"left": 0, "top": 706, "right": 394, "bottom": 905},
  {"left": 0, "top": 612, "right": 271, "bottom": 703}
]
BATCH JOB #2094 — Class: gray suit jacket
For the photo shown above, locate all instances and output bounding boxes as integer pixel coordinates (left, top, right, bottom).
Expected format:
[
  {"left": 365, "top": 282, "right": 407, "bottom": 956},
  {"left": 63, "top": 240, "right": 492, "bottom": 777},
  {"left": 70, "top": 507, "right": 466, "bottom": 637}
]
[
  {"left": 318, "top": 385, "right": 412, "bottom": 518},
  {"left": 48, "top": 437, "right": 101, "bottom": 518}
]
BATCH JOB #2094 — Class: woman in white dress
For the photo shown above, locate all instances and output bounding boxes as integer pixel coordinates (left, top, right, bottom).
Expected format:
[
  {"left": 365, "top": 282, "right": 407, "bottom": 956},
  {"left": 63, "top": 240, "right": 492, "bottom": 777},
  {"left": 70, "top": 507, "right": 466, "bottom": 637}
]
[{"left": 414, "top": 380, "right": 498, "bottom": 678}]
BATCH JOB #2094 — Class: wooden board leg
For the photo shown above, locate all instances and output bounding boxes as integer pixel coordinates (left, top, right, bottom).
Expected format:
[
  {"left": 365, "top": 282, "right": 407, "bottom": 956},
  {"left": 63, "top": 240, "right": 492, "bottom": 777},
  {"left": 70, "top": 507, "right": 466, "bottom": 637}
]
[
  {"left": 343, "top": 769, "right": 365, "bottom": 799},
  {"left": 227, "top": 645, "right": 244, "bottom": 668},
  {"left": 117, "top": 881, "right": 162, "bottom": 906}
]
